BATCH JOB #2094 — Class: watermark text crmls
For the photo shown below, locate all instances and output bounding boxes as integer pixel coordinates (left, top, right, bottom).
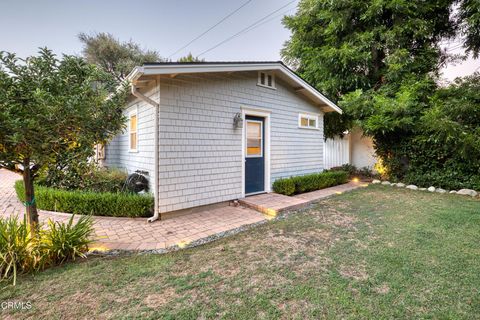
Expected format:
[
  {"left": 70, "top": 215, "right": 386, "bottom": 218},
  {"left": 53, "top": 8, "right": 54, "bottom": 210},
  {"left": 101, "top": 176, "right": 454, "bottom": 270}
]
[{"left": 1, "top": 301, "right": 32, "bottom": 310}]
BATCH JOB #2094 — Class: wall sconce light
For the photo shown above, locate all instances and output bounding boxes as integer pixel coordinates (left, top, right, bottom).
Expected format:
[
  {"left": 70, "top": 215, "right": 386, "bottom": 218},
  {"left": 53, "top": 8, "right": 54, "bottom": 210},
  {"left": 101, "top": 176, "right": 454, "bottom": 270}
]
[{"left": 233, "top": 112, "right": 243, "bottom": 128}]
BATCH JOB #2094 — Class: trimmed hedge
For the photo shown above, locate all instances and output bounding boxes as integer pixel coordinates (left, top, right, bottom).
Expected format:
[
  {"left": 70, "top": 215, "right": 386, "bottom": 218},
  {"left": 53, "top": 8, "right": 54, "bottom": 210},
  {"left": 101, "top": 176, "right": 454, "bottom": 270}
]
[
  {"left": 272, "top": 171, "right": 349, "bottom": 196},
  {"left": 15, "top": 181, "right": 153, "bottom": 218}
]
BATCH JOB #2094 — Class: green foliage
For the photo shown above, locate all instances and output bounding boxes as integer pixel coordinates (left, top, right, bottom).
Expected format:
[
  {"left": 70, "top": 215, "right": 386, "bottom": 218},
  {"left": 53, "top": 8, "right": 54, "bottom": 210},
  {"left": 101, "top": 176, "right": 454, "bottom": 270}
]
[
  {"left": 0, "top": 216, "right": 40, "bottom": 285},
  {"left": 271, "top": 178, "right": 296, "bottom": 196},
  {"left": 177, "top": 53, "right": 205, "bottom": 63},
  {"left": 282, "top": 0, "right": 480, "bottom": 189},
  {"left": 273, "top": 171, "right": 348, "bottom": 195},
  {"left": 78, "top": 32, "right": 162, "bottom": 82},
  {"left": 330, "top": 164, "right": 379, "bottom": 179},
  {"left": 282, "top": 0, "right": 455, "bottom": 100},
  {"left": 39, "top": 167, "right": 128, "bottom": 193},
  {"left": 15, "top": 181, "right": 153, "bottom": 218},
  {"left": 0, "top": 48, "right": 127, "bottom": 224},
  {"left": 458, "top": 0, "right": 480, "bottom": 58},
  {"left": 0, "top": 215, "right": 93, "bottom": 285},
  {"left": 42, "top": 215, "right": 94, "bottom": 265}
]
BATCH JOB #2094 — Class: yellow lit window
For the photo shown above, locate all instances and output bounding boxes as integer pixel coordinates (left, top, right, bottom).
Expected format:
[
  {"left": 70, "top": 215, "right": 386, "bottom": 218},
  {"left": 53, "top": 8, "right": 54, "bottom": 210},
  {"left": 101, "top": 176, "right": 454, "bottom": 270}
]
[
  {"left": 246, "top": 121, "right": 263, "bottom": 157},
  {"left": 129, "top": 112, "right": 137, "bottom": 151},
  {"left": 298, "top": 113, "right": 318, "bottom": 129}
]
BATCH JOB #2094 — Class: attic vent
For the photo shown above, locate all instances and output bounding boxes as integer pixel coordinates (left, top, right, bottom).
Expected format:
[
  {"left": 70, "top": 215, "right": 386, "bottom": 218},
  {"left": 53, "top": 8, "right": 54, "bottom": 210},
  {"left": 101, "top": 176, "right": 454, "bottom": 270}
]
[{"left": 257, "top": 71, "right": 276, "bottom": 89}]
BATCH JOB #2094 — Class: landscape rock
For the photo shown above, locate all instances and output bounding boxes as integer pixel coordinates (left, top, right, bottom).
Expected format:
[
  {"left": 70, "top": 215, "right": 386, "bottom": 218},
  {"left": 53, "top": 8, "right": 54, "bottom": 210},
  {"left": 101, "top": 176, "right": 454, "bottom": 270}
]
[
  {"left": 391, "top": 183, "right": 397, "bottom": 187},
  {"left": 406, "top": 185, "right": 418, "bottom": 190},
  {"left": 381, "top": 181, "right": 391, "bottom": 185},
  {"left": 435, "top": 188, "right": 447, "bottom": 194},
  {"left": 457, "top": 189, "right": 478, "bottom": 197},
  {"left": 449, "top": 190, "right": 457, "bottom": 194},
  {"left": 372, "top": 179, "right": 381, "bottom": 184},
  {"left": 396, "top": 183, "right": 406, "bottom": 188},
  {"left": 419, "top": 188, "right": 427, "bottom": 191},
  {"left": 427, "top": 186, "right": 436, "bottom": 192}
]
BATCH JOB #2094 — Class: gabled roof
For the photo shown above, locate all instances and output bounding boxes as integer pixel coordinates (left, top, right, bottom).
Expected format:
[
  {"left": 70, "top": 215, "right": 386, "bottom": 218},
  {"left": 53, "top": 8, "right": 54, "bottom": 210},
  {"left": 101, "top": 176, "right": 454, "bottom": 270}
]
[{"left": 127, "top": 61, "right": 342, "bottom": 114}]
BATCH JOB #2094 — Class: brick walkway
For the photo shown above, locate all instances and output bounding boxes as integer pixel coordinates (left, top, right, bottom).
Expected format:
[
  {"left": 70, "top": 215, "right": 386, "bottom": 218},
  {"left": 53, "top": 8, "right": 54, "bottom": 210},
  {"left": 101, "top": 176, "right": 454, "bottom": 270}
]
[
  {"left": 240, "top": 181, "right": 366, "bottom": 216},
  {"left": 0, "top": 169, "right": 266, "bottom": 251}
]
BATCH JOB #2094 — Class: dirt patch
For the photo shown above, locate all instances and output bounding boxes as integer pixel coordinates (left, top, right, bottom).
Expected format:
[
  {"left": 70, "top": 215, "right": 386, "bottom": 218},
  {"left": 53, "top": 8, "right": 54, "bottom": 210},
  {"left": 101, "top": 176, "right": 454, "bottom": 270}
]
[
  {"left": 339, "top": 264, "right": 368, "bottom": 281},
  {"left": 143, "top": 287, "right": 179, "bottom": 308},
  {"left": 374, "top": 283, "right": 390, "bottom": 294}
]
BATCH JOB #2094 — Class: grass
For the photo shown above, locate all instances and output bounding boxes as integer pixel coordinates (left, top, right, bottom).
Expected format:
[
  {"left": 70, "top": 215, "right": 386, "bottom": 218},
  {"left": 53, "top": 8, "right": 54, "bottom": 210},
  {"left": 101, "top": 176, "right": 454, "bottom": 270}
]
[{"left": 1, "top": 185, "right": 480, "bottom": 319}]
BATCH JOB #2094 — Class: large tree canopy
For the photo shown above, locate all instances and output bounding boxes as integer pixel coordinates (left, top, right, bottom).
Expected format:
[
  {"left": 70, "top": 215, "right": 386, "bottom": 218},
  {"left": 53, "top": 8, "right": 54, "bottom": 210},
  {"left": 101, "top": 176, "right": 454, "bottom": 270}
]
[
  {"left": 0, "top": 48, "right": 126, "bottom": 225},
  {"left": 78, "top": 32, "right": 163, "bottom": 82},
  {"left": 282, "top": 0, "right": 480, "bottom": 188}
]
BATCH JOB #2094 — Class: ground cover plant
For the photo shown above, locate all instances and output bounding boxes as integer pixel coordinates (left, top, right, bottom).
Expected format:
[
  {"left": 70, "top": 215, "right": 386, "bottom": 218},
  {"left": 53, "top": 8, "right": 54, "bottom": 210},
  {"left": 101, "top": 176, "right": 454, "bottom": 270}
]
[{"left": 0, "top": 215, "right": 93, "bottom": 286}]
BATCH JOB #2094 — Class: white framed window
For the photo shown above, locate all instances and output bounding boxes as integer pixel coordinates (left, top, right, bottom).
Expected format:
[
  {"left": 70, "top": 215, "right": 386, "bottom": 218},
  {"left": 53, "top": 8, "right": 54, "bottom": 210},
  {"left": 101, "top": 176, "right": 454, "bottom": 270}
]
[
  {"left": 257, "top": 71, "right": 276, "bottom": 89},
  {"left": 128, "top": 110, "right": 138, "bottom": 152},
  {"left": 298, "top": 113, "right": 319, "bottom": 130}
]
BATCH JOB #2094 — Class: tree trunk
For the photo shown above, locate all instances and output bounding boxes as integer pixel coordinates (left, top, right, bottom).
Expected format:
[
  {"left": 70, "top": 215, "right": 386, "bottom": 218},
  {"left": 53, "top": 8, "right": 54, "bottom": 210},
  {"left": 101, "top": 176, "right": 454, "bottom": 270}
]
[{"left": 22, "top": 159, "right": 39, "bottom": 227}]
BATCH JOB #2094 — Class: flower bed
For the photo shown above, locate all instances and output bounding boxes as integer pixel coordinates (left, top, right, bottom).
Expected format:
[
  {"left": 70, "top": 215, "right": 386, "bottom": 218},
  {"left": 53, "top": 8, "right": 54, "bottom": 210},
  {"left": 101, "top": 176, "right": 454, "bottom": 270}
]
[
  {"left": 272, "top": 171, "right": 349, "bottom": 196},
  {"left": 15, "top": 181, "right": 153, "bottom": 218},
  {"left": 0, "top": 215, "right": 93, "bottom": 285}
]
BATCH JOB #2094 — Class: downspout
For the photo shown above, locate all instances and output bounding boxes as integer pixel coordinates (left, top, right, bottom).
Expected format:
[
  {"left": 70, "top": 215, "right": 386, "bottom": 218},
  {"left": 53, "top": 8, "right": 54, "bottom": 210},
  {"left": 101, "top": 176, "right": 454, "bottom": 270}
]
[{"left": 131, "top": 80, "right": 161, "bottom": 223}]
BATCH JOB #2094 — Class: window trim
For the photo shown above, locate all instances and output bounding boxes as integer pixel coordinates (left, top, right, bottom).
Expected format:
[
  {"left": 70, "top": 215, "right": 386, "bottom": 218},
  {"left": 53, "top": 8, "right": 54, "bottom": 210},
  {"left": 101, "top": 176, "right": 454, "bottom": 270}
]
[
  {"left": 128, "top": 108, "right": 138, "bottom": 152},
  {"left": 298, "top": 112, "right": 320, "bottom": 130},
  {"left": 257, "top": 71, "right": 276, "bottom": 89},
  {"left": 245, "top": 119, "right": 264, "bottom": 158}
]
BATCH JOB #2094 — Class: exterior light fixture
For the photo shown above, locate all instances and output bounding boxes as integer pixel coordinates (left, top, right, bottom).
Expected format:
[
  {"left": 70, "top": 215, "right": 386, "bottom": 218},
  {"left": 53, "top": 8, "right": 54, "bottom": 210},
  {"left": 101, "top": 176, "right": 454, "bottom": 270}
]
[{"left": 233, "top": 112, "right": 243, "bottom": 128}]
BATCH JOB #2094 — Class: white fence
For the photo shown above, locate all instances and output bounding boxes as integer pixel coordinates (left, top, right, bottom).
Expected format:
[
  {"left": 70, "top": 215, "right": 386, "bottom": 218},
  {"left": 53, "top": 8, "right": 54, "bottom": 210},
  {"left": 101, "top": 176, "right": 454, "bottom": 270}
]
[{"left": 324, "top": 135, "right": 350, "bottom": 169}]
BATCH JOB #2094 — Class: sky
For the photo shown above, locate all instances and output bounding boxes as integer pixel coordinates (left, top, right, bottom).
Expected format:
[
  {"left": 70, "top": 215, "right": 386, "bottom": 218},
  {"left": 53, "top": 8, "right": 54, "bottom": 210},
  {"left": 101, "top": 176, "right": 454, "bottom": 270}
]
[{"left": 1, "top": 0, "right": 478, "bottom": 82}]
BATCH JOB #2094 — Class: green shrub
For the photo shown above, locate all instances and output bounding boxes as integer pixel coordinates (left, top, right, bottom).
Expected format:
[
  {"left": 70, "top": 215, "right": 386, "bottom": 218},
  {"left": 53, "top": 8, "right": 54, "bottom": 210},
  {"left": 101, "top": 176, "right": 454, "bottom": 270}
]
[
  {"left": 273, "top": 171, "right": 349, "bottom": 195},
  {"left": 0, "top": 216, "right": 40, "bottom": 285},
  {"left": 42, "top": 215, "right": 94, "bottom": 264},
  {"left": 15, "top": 181, "right": 153, "bottom": 218},
  {"left": 330, "top": 164, "right": 379, "bottom": 179},
  {"left": 272, "top": 178, "right": 296, "bottom": 196},
  {"left": 0, "top": 215, "right": 93, "bottom": 285},
  {"left": 38, "top": 167, "right": 128, "bottom": 193},
  {"left": 404, "top": 170, "right": 480, "bottom": 190}
]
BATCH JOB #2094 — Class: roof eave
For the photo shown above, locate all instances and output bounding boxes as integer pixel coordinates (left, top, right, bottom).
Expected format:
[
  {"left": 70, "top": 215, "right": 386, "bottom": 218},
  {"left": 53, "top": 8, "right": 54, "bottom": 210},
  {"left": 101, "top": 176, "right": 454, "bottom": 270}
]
[{"left": 126, "top": 63, "right": 342, "bottom": 114}]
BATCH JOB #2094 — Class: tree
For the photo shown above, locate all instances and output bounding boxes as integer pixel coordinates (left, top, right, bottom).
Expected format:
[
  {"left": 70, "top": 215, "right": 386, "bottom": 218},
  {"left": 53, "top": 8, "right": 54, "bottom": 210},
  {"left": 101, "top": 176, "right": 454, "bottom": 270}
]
[
  {"left": 78, "top": 32, "right": 162, "bottom": 82},
  {"left": 282, "top": 0, "right": 480, "bottom": 187},
  {"left": 0, "top": 48, "right": 127, "bottom": 226},
  {"left": 177, "top": 53, "right": 205, "bottom": 62}
]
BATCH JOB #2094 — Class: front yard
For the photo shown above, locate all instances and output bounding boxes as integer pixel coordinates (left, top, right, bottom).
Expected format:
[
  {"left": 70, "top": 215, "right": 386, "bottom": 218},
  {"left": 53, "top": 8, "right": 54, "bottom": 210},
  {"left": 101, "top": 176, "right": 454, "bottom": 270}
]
[{"left": 2, "top": 185, "right": 480, "bottom": 319}]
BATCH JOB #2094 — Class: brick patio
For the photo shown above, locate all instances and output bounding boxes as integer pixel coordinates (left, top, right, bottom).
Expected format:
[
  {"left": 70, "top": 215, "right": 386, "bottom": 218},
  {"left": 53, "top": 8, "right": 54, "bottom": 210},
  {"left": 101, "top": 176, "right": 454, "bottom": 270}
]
[
  {"left": 240, "top": 181, "right": 366, "bottom": 216},
  {"left": 1, "top": 169, "right": 366, "bottom": 252},
  {"left": 0, "top": 169, "right": 266, "bottom": 251}
]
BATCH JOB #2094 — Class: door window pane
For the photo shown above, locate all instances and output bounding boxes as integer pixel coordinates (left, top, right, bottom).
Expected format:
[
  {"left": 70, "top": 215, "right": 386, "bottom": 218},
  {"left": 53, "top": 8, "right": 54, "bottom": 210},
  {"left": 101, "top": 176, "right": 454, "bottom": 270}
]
[{"left": 246, "top": 121, "right": 262, "bottom": 156}]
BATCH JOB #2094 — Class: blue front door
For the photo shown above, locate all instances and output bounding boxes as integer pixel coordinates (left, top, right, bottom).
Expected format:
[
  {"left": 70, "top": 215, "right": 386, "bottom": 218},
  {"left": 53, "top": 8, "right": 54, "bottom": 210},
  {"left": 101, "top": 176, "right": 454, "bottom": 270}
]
[{"left": 245, "top": 116, "right": 265, "bottom": 194}]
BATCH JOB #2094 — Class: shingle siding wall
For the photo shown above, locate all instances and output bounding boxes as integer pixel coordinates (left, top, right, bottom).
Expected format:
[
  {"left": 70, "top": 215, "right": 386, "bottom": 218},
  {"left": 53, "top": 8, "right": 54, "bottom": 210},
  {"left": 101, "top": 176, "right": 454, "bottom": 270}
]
[
  {"left": 105, "top": 85, "right": 158, "bottom": 192},
  {"left": 158, "top": 72, "right": 325, "bottom": 213}
]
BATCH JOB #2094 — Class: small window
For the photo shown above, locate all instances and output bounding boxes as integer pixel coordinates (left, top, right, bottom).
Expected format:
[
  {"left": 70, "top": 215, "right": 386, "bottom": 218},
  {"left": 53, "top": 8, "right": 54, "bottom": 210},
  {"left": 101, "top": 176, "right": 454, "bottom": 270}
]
[
  {"left": 257, "top": 71, "right": 276, "bottom": 89},
  {"left": 129, "top": 111, "right": 138, "bottom": 151},
  {"left": 298, "top": 113, "right": 319, "bottom": 130}
]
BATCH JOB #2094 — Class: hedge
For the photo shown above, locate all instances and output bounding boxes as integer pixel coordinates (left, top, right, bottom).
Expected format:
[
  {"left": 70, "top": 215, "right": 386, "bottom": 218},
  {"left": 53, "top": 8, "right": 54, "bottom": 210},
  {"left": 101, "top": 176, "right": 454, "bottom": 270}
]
[
  {"left": 15, "top": 180, "right": 153, "bottom": 218},
  {"left": 272, "top": 171, "right": 349, "bottom": 196}
]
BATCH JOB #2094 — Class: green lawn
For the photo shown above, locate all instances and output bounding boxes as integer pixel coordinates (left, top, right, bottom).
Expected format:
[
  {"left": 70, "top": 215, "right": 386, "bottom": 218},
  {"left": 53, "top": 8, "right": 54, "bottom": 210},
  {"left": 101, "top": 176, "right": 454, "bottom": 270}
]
[{"left": 2, "top": 185, "right": 480, "bottom": 319}]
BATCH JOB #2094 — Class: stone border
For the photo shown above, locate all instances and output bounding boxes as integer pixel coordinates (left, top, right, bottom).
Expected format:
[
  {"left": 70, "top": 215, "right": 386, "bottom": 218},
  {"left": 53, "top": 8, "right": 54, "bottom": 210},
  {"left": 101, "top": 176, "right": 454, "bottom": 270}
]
[{"left": 372, "top": 180, "right": 479, "bottom": 197}]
